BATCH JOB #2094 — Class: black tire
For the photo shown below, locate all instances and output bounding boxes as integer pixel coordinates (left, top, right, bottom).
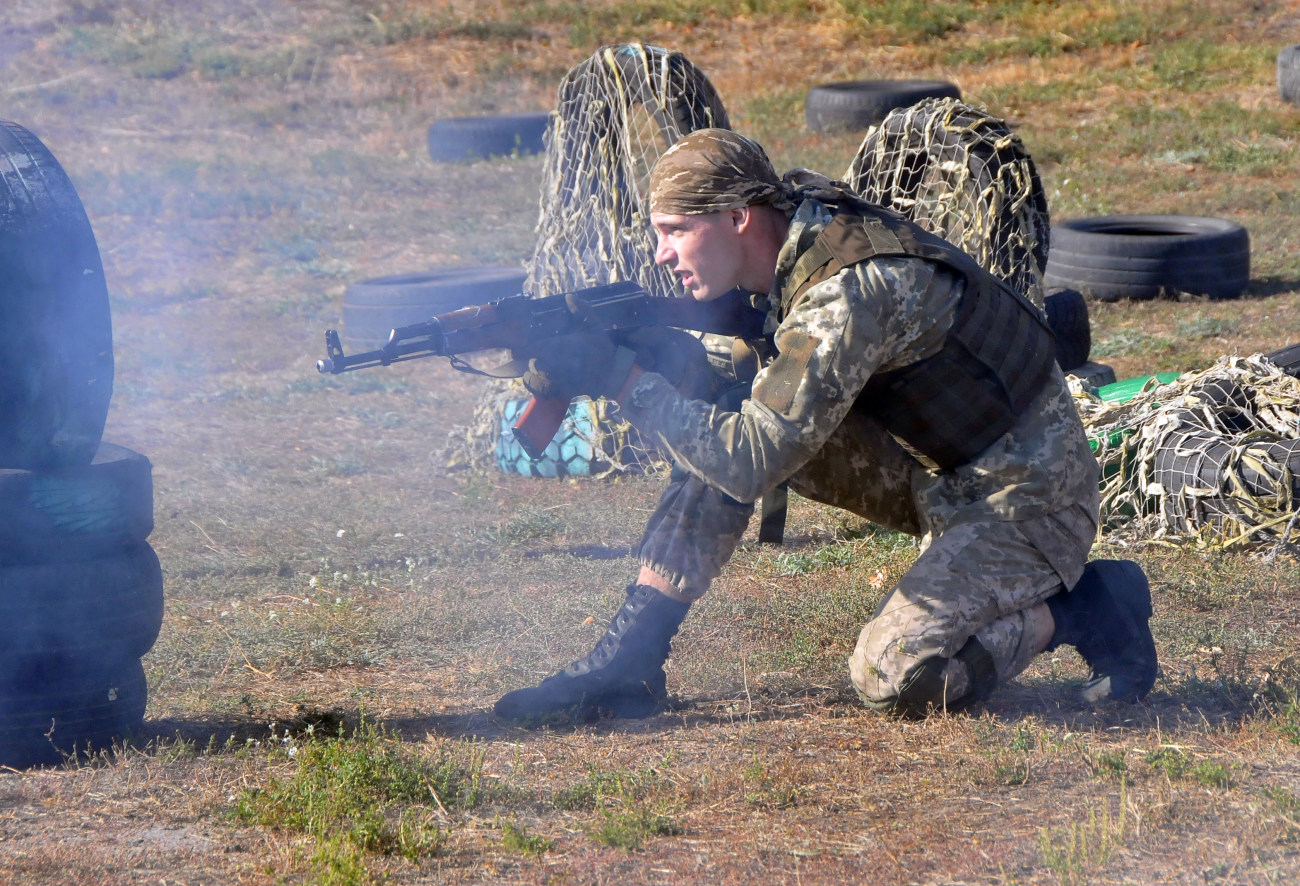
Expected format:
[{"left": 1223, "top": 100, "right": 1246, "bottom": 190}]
[
  {"left": 0, "top": 442, "right": 153, "bottom": 566},
  {"left": 0, "top": 656, "right": 146, "bottom": 767},
  {"left": 1153, "top": 422, "right": 1300, "bottom": 531},
  {"left": 0, "top": 120, "right": 114, "bottom": 470},
  {"left": 805, "top": 80, "right": 961, "bottom": 133},
  {"left": 341, "top": 267, "right": 527, "bottom": 349},
  {"left": 0, "top": 544, "right": 164, "bottom": 662},
  {"left": 1279, "top": 44, "right": 1300, "bottom": 105},
  {"left": 1044, "top": 215, "right": 1250, "bottom": 302},
  {"left": 427, "top": 112, "right": 550, "bottom": 162},
  {"left": 1264, "top": 342, "right": 1300, "bottom": 378},
  {"left": 1043, "top": 287, "right": 1091, "bottom": 370}
]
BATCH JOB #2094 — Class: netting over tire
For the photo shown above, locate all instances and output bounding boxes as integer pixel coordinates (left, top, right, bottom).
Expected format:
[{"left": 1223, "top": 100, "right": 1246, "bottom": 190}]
[
  {"left": 528, "top": 42, "right": 729, "bottom": 299},
  {"left": 1076, "top": 355, "right": 1300, "bottom": 553},
  {"left": 446, "top": 43, "right": 729, "bottom": 474},
  {"left": 845, "top": 97, "right": 1050, "bottom": 307}
]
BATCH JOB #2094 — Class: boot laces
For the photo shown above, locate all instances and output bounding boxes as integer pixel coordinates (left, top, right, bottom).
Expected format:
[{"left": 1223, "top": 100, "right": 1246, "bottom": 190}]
[{"left": 567, "top": 586, "right": 655, "bottom": 675}]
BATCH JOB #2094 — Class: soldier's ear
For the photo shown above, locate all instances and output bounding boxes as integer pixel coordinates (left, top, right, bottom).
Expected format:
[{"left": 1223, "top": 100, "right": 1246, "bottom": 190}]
[{"left": 731, "top": 206, "right": 752, "bottom": 235}]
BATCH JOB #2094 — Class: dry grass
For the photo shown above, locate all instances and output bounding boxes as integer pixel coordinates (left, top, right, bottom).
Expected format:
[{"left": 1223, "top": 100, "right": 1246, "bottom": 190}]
[{"left": 2, "top": 0, "right": 1300, "bottom": 883}]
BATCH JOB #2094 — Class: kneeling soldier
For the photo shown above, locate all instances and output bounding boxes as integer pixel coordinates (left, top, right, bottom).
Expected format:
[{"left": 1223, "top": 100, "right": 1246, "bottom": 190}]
[{"left": 494, "top": 129, "right": 1157, "bottom": 724}]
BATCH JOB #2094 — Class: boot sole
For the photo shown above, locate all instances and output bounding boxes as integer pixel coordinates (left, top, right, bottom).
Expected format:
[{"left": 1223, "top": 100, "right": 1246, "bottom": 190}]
[{"left": 494, "top": 676, "right": 668, "bottom": 726}]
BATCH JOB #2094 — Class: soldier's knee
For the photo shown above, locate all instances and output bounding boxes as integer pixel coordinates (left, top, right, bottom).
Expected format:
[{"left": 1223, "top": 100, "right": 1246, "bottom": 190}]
[{"left": 850, "top": 636, "right": 999, "bottom": 719}]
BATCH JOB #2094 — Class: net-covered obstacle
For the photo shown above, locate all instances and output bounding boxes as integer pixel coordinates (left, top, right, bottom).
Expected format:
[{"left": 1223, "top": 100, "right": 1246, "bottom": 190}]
[
  {"left": 446, "top": 43, "right": 729, "bottom": 475},
  {"left": 1076, "top": 355, "right": 1300, "bottom": 552},
  {"left": 845, "top": 97, "right": 1051, "bottom": 306},
  {"left": 528, "top": 42, "right": 729, "bottom": 300}
]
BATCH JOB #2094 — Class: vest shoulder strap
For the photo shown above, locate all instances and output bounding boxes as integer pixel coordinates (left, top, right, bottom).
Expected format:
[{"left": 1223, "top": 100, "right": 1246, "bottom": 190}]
[{"left": 781, "top": 207, "right": 986, "bottom": 309}]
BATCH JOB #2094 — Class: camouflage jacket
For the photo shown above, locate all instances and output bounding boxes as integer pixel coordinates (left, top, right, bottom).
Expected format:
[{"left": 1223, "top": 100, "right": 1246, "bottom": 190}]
[{"left": 618, "top": 198, "right": 1100, "bottom": 536}]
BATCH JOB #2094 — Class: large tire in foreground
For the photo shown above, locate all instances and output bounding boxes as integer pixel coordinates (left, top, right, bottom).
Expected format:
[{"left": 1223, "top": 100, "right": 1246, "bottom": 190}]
[
  {"left": 0, "top": 544, "right": 164, "bottom": 663},
  {"left": 1044, "top": 215, "right": 1250, "bottom": 302},
  {"left": 0, "top": 442, "right": 153, "bottom": 565},
  {"left": 0, "top": 656, "right": 146, "bottom": 767},
  {"left": 805, "top": 80, "right": 961, "bottom": 133},
  {"left": 341, "top": 267, "right": 527, "bottom": 349},
  {"left": 0, "top": 120, "right": 114, "bottom": 470}
]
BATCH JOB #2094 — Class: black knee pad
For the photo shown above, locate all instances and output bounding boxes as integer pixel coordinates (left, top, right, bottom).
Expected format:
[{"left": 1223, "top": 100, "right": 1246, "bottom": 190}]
[{"left": 891, "top": 636, "right": 998, "bottom": 718}]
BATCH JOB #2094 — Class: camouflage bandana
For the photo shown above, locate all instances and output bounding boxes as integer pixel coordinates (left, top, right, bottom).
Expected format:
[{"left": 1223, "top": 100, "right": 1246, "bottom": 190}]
[{"left": 649, "top": 128, "right": 864, "bottom": 217}]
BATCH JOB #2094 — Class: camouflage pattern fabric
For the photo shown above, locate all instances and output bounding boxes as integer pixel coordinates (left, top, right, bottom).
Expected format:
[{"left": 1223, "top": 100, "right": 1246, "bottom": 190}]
[
  {"left": 637, "top": 465, "right": 753, "bottom": 601},
  {"left": 619, "top": 196, "right": 1100, "bottom": 711},
  {"left": 620, "top": 198, "right": 1098, "bottom": 525},
  {"left": 849, "top": 503, "right": 1096, "bottom": 713}
]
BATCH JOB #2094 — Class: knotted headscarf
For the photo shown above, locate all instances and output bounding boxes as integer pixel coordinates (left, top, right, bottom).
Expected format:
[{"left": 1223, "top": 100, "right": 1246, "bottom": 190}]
[{"left": 648, "top": 128, "right": 865, "bottom": 217}]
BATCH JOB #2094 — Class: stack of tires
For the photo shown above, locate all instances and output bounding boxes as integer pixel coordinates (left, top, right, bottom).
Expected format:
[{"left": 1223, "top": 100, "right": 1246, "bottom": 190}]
[
  {"left": 0, "top": 120, "right": 158, "bottom": 767},
  {"left": 1044, "top": 215, "right": 1251, "bottom": 302}
]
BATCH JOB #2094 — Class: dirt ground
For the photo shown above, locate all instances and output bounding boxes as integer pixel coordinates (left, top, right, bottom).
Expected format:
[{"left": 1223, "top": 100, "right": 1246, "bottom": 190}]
[{"left": 3, "top": 1, "right": 1300, "bottom": 884}]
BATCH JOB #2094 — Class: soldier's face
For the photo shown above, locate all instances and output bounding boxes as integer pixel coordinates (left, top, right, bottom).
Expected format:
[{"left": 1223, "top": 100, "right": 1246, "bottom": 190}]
[{"left": 651, "top": 209, "right": 746, "bottom": 302}]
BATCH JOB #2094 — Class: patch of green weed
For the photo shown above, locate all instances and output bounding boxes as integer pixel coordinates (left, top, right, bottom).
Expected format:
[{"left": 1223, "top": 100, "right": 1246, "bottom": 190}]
[
  {"left": 232, "top": 720, "right": 485, "bottom": 880},
  {"left": 1174, "top": 316, "right": 1240, "bottom": 340},
  {"left": 490, "top": 506, "right": 564, "bottom": 545},
  {"left": 1190, "top": 759, "right": 1235, "bottom": 789},
  {"left": 838, "top": 0, "right": 975, "bottom": 43},
  {"left": 742, "top": 755, "right": 803, "bottom": 808},
  {"left": 1264, "top": 785, "right": 1300, "bottom": 841},
  {"left": 499, "top": 818, "right": 554, "bottom": 856},
  {"left": 590, "top": 807, "right": 682, "bottom": 850},
  {"left": 551, "top": 763, "right": 682, "bottom": 851},
  {"left": 553, "top": 767, "right": 646, "bottom": 811},
  {"left": 1037, "top": 782, "right": 1128, "bottom": 885},
  {"left": 1092, "top": 329, "right": 1175, "bottom": 360},
  {"left": 1094, "top": 751, "right": 1128, "bottom": 779},
  {"left": 1145, "top": 746, "right": 1191, "bottom": 780}
]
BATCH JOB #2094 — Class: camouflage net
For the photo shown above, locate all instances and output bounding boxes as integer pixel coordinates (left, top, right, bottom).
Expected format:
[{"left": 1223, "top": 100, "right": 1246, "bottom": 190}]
[
  {"left": 446, "top": 43, "right": 728, "bottom": 475},
  {"left": 528, "top": 43, "right": 728, "bottom": 299},
  {"left": 845, "top": 97, "right": 1050, "bottom": 307},
  {"left": 1076, "top": 355, "right": 1300, "bottom": 554}
]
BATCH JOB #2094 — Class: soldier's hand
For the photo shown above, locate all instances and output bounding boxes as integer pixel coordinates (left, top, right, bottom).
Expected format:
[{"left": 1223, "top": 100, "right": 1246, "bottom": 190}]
[
  {"left": 518, "top": 331, "right": 636, "bottom": 403},
  {"left": 616, "top": 326, "right": 718, "bottom": 400}
]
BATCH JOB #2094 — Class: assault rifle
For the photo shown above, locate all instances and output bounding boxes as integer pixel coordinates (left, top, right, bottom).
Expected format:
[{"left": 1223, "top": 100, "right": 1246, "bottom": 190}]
[{"left": 317, "top": 280, "right": 767, "bottom": 459}]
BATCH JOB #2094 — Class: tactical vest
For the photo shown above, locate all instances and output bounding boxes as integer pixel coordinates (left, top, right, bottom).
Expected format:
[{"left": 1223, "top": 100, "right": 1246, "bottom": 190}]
[{"left": 780, "top": 206, "right": 1056, "bottom": 472}]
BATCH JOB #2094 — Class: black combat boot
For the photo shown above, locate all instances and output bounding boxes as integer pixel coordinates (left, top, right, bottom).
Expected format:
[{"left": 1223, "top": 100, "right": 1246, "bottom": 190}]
[
  {"left": 493, "top": 584, "right": 691, "bottom": 726},
  {"left": 1046, "top": 559, "right": 1159, "bottom": 703}
]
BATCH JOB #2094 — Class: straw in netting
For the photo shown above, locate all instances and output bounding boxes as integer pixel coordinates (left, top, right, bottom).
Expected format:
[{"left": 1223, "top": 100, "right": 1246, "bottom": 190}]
[
  {"left": 845, "top": 97, "right": 1050, "bottom": 307},
  {"left": 529, "top": 42, "right": 728, "bottom": 299},
  {"left": 446, "top": 43, "right": 729, "bottom": 475},
  {"left": 1077, "top": 354, "right": 1300, "bottom": 553}
]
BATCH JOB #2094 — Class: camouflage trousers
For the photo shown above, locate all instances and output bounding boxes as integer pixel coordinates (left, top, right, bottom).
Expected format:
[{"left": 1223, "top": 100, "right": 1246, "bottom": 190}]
[{"left": 637, "top": 406, "right": 1097, "bottom": 716}]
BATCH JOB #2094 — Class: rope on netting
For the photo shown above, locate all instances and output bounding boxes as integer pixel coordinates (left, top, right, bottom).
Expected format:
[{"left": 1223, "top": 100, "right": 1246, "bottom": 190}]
[
  {"left": 845, "top": 97, "right": 1050, "bottom": 307},
  {"left": 1076, "top": 355, "right": 1300, "bottom": 554}
]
